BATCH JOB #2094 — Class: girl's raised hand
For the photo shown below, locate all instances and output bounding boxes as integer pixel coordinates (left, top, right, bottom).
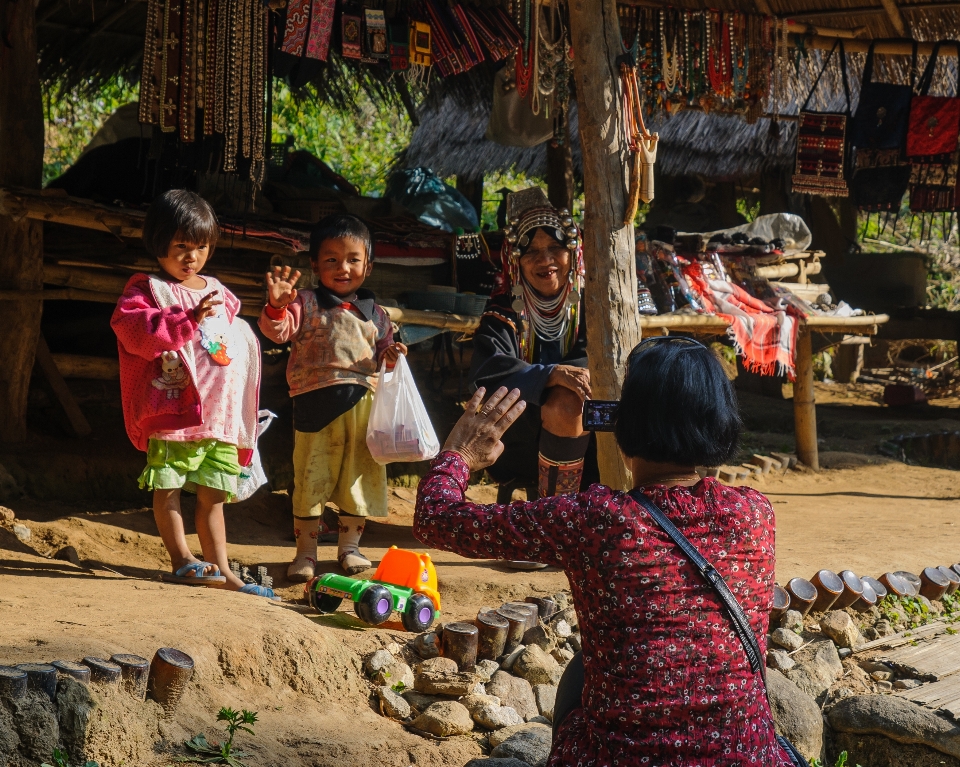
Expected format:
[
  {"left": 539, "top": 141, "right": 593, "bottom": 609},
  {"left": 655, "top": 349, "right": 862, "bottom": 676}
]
[
  {"left": 266, "top": 265, "right": 302, "bottom": 309},
  {"left": 193, "top": 290, "right": 222, "bottom": 324}
]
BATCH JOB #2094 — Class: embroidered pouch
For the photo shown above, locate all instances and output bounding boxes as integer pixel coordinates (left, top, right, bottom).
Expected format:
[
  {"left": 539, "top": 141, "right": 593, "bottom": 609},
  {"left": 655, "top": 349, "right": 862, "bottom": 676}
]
[{"left": 906, "top": 41, "right": 960, "bottom": 161}]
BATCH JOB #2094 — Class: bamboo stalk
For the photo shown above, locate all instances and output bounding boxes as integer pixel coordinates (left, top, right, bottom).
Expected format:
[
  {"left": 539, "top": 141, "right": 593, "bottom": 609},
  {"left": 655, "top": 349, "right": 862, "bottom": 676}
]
[{"left": 792, "top": 36, "right": 959, "bottom": 56}]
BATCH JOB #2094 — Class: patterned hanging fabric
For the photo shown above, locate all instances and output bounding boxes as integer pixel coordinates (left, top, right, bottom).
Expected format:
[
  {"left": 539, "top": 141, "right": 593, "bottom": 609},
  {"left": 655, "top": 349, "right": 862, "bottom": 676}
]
[
  {"left": 341, "top": 6, "right": 363, "bottom": 59},
  {"left": 280, "top": 0, "right": 311, "bottom": 56},
  {"left": 304, "top": 0, "right": 336, "bottom": 60},
  {"left": 388, "top": 18, "right": 409, "bottom": 70},
  {"left": 364, "top": 8, "right": 390, "bottom": 60}
]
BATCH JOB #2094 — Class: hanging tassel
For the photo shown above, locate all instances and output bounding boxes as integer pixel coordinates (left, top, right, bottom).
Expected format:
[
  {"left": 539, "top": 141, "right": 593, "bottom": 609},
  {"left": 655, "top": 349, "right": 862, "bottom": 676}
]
[{"left": 620, "top": 60, "right": 659, "bottom": 226}]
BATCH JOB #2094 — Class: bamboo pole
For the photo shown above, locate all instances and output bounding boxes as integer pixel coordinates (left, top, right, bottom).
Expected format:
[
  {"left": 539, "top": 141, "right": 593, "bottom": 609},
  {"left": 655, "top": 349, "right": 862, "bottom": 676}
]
[
  {"left": 793, "top": 328, "right": 819, "bottom": 471},
  {"left": 793, "top": 36, "right": 959, "bottom": 56},
  {"left": 568, "top": 0, "right": 643, "bottom": 491}
]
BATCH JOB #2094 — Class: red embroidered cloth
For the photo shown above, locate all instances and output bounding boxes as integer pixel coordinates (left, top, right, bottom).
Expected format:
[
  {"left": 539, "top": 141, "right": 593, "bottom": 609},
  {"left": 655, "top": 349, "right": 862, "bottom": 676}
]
[{"left": 414, "top": 452, "right": 794, "bottom": 767}]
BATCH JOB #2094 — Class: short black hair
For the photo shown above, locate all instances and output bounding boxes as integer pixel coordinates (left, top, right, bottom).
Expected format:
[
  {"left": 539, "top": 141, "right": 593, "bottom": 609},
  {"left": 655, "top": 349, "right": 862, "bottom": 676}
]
[
  {"left": 615, "top": 337, "right": 741, "bottom": 467},
  {"left": 310, "top": 214, "right": 373, "bottom": 262},
  {"left": 142, "top": 189, "right": 220, "bottom": 258}
]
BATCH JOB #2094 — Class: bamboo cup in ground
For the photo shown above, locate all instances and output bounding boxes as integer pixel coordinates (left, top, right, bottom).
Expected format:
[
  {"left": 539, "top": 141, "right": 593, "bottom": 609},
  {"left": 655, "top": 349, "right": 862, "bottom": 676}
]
[
  {"left": 148, "top": 648, "right": 195, "bottom": 717},
  {"left": 786, "top": 578, "right": 818, "bottom": 616},
  {"left": 525, "top": 596, "right": 556, "bottom": 620},
  {"left": 953, "top": 564, "right": 960, "bottom": 581},
  {"left": 919, "top": 567, "right": 950, "bottom": 601},
  {"left": 771, "top": 585, "right": 791, "bottom": 622},
  {"left": 51, "top": 660, "right": 91, "bottom": 684},
  {"left": 810, "top": 570, "right": 845, "bottom": 613},
  {"left": 851, "top": 579, "right": 878, "bottom": 612},
  {"left": 476, "top": 611, "right": 509, "bottom": 661},
  {"left": 832, "top": 571, "right": 865, "bottom": 610},
  {"left": 442, "top": 622, "right": 479, "bottom": 672},
  {"left": 878, "top": 572, "right": 910, "bottom": 598},
  {"left": 502, "top": 602, "right": 539, "bottom": 632},
  {"left": 112, "top": 654, "right": 150, "bottom": 700},
  {"left": 861, "top": 576, "right": 888, "bottom": 601},
  {"left": 17, "top": 663, "right": 58, "bottom": 702},
  {"left": 938, "top": 566, "right": 960, "bottom": 595},
  {"left": 496, "top": 607, "right": 528, "bottom": 651},
  {"left": 895, "top": 571, "right": 922, "bottom": 593},
  {"left": 82, "top": 657, "right": 121, "bottom": 686},
  {"left": 0, "top": 666, "right": 27, "bottom": 702}
]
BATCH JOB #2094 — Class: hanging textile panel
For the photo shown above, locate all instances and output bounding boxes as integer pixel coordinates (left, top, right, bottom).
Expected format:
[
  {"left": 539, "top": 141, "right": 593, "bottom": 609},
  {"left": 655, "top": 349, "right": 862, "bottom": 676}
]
[
  {"left": 906, "top": 42, "right": 960, "bottom": 162},
  {"left": 791, "top": 41, "right": 852, "bottom": 197},
  {"left": 305, "top": 0, "right": 337, "bottom": 60}
]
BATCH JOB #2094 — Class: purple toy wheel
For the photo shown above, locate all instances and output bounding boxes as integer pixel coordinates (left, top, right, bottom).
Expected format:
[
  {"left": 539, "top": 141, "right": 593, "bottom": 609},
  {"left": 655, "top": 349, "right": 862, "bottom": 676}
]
[
  {"left": 418, "top": 606, "right": 432, "bottom": 624},
  {"left": 377, "top": 597, "right": 391, "bottom": 615}
]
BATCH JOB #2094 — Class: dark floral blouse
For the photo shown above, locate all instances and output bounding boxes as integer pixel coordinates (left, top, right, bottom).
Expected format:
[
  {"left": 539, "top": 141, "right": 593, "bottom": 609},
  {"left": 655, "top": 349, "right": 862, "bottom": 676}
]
[{"left": 414, "top": 452, "right": 794, "bottom": 767}]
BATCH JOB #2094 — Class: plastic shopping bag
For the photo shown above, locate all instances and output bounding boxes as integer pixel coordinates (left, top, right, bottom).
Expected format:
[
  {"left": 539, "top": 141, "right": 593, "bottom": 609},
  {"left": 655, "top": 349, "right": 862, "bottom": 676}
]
[
  {"left": 366, "top": 356, "right": 440, "bottom": 464},
  {"left": 235, "top": 410, "right": 277, "bottom": 502}
]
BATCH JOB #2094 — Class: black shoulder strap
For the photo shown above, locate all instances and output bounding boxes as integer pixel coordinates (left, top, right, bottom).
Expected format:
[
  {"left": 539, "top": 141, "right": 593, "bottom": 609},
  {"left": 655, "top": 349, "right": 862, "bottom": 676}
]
[
  {"left": 863, "top": 38, "right": 919, "bottom": 87},
  {"left": 917, "top": 41, "right": 947, "bottom": 96},
  {"left": 628, "top": 489, "right": 766, "bottom": 679},
  {"left": 801, "top": 39, "right": 851, "bottom": 114}
]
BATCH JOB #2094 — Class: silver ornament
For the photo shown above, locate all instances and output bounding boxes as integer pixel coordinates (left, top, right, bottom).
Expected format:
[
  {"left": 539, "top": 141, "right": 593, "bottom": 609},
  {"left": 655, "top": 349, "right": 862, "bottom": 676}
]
[
  {"left": 566, "top": 239, "right": 578, "bottom": 250},
  {"left": 511, "top": 248, "right": 522, "bottom": 259},
  {"left": 567, "top": 290, "right": 580, "bottom": 306},
  {"left": 559, "top": 208, "right": 571, "bottom": 217},
  {"left": 509, "top": 217, "right": 520, "bottom": 227},
  {"left": 565, "top": 227, "right": 578, "bottom": 238},
  {"left": 561, "top": 216, "right": 573, "bottom": 226},
  {"left": 512, "top": 298, "right": 525, "bottom": 313},
  {"left": 511, "top": 284, "right": 523, "bottom": 297},
  {"left": 506, "top": 233, "right": 518, "bottom": 244}
]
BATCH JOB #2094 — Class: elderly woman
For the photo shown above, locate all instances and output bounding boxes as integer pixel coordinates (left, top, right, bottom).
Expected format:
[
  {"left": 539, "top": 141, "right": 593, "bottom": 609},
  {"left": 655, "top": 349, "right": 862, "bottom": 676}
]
[
  {"left": 469, "top": 188, "right": 593, "bottom": 508},
  {"left": 415, "top": 337, "right": 794, "bottom": 767}
]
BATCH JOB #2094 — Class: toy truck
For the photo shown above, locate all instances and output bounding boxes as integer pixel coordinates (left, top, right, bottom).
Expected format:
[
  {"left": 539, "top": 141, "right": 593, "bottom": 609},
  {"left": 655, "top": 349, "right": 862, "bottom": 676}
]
[{"left": 309, "top": 546, "right": 441, "bottom": 632}]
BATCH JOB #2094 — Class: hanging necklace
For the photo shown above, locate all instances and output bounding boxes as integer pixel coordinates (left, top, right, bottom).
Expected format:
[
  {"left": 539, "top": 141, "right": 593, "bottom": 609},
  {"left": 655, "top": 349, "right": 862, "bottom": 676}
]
[{"left": 661, "top": 10, "right": 679, "bottom": 94}]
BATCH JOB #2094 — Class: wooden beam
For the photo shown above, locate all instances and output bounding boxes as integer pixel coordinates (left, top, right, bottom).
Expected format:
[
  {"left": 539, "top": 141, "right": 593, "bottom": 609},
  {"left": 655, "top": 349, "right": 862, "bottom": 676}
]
[
  {"left": 785, "top": 1, "right": 953, "bottom": 21},
  {"left": 878, "top": 0, "right": 908, "bottom": 36},
  {"left": 793, "top": 328, "right": 818, "bottom": 470},
  {"left": 51, "top": 354, "right": 120, "bottom": 380},
  {"left": 785, "top": 21, "right": 868, "bottom": 39},
  {"left": 569, "top": 0, "right": 643, "bottom": 490},
  {"left": 33, "top": 335, "right": 92, "bottom": 437},
  {"left": 0, "top": 0, "right": 45, "bottom": 443}
]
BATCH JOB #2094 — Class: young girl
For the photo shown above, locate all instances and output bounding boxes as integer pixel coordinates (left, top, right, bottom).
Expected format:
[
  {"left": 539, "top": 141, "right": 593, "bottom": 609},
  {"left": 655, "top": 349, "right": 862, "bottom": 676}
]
[{"left": 111, "top": 189, "right": 276, "bottom": 600}]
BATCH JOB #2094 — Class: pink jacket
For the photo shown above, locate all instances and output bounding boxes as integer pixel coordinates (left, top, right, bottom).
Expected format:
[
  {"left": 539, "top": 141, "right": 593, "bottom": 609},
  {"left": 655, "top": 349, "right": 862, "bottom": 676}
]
[{"left": 111, "top": 273, "right": 256, "bottom": 464}]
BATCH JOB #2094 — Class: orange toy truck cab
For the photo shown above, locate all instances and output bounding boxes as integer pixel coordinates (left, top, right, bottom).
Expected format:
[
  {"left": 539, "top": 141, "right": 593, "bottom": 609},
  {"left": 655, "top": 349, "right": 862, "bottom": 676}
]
[{"left": 373, "top": 545, "right": 441, "bottom": 613}]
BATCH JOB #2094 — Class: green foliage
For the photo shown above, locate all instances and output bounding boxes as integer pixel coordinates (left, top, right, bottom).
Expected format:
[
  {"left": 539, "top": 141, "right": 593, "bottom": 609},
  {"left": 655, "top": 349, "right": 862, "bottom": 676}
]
[
  {"left": 810, "top": 750, "right": 862, "bottom": 767},
  {"left": 43, "top": 78, "right": 138, "bottom": 185},
  {"left": 177, "top": 707, "right": 258, "bottom": 767},
  {"left": 41, "top": 748, "right": 98, "bottom": 767},
  {"left": 736, "top": 197, "right": 760, "bottom": 223}
]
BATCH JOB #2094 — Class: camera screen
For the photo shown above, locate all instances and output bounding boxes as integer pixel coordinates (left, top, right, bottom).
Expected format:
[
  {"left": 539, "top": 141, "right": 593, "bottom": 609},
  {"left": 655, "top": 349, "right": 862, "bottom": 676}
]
[{"left": 583, "top": 400, "right": 619, "bottom": 431}]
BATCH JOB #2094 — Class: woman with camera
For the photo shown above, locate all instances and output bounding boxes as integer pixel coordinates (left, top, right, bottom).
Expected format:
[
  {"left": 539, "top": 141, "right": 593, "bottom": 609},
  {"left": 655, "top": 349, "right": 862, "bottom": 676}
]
[{"left": 414, "top": 337, "right": 794, "bottom": 767}]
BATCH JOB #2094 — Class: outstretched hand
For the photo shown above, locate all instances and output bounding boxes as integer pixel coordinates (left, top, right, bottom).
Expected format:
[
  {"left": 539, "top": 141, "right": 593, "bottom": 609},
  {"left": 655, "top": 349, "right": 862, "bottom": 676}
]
[
  {"left": 442, "top": 387, "right": 526, "bottom": 471},
  {"left": 193, "top": 290, "right": 222, "bottom": 324},
  {"left": 266, "top": 265, "right": 302, "bottom": 309}
]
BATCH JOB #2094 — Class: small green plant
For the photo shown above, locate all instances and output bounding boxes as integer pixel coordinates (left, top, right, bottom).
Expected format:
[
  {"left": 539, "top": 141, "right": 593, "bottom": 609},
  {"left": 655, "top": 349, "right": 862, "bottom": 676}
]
[
  {"left": 390, "top": 679, "right": 407, "bottom": 693},
  {"left": 177, "top": 707, "right": 258, "bottom": 767},
  {"left": 810, "top": 750, "right": 862, "bottom": 767},
  {"left": 41, "top": 748, "right": 98, "bottom": 767}
]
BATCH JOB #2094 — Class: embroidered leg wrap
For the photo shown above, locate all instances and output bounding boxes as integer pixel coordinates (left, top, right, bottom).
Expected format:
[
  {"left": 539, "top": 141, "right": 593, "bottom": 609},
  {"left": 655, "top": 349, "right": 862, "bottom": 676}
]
[
  {"left": 287, "top": 515, "right": 320, "bottom": 582},
  {"left": 538, "top": 430, "right": 591, "bottom": 498},
  {"left": 337, "top": 512, "right": 372, "bottom": 575}
]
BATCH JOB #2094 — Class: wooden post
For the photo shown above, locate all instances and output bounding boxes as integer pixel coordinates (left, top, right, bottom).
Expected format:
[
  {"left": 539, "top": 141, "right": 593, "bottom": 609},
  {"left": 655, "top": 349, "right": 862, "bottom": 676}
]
[
  {"left": 793, "top": 328, "right": 819, "bottom": 470},
  {"left": 568, "top": 0, "right": 643, "bottom": 490},
  {"left": 545, "top": 118, "right": 574, "bottom": 212},
  {"left": 0, "top": 0, "right": 45, "bottom": 442}
]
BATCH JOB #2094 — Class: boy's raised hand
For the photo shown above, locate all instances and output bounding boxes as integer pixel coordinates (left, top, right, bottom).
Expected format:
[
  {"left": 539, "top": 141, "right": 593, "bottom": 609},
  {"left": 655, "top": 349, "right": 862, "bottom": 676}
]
[
  {"left": 383, "top": 342, "right": 408, "bottom": 369},
  {"left": 266, "top": 265, "right": 302, "bottom": 309}
]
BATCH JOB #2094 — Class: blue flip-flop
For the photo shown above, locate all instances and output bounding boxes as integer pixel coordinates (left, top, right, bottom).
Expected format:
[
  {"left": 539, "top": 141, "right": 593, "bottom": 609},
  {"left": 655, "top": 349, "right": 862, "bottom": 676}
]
[
  {"left": 160, "top": 561, "right": 227, "bottom": 585},
  {"left": 239, "top": 583, "right": 281, "bottom": 602}
]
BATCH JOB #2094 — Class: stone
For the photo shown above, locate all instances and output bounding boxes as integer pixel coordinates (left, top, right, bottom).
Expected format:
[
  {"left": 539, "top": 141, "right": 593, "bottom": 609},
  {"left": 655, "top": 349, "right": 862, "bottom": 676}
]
[
  {"left": 473, "top": 703, "right": 525, "bottom": 730},
  {"left": 376, "top": 661, "right": 414, "bottom": 690},
  {"left": 501, "top": 645, "right": 526, "bottom": 672},
  {"left": 469, "top": 681, "right": 486, "bottom": 695},
  {"left": 476, "top": 659, "right": 500, "bottom": 682},
  {"left": 54, "top": 545, "right": 81, "bottom": 565},
  {"left": 365, "top": 650, "right": 395, "bottom": 676},
  {"left": 828, "top": 694, "right": 960, "bottom": 759},
  {"left": 528, "top": 715, "right": 552, "bottom": 725},
  {"left": 522, "top": 624, "right": 557, "bottom": 653},
  {"left": 917, "top": 595, "right": 933, "bottom": 612},
  {"left": 779, "top": 610, "right": 804, "bottom": 633},
  {"left": 786, "top": 639, "right": 843, "bottom": 702},
  {"left": 862, "top": 627, "right": 880, "bottom": 641},
  {"left": 532, "top": 684, "right": 557, "bottom": 721},
  {"left": 766, "top": 668, "right": 823, "bottom": 761},
  {"left": 552, "top": 592, "right": 570, "bottom": 611},
  {"left": 552, "top": 647, "right": 574, "bottom": 665},
  {"left": 486, "top": 671, "right": 539, "bottom": 721},
  {"left": 401, "top": 690, "right": 447, "bottom": 712},
  {"left": 819, "top": 611, "right": 864, "bottom": 650},
  {"left": 384, "top": 642, "right": 401, "bottom": 655},
  {"left": 0, "top": 506, "right": 14, "bottom": 522},
  {"left": 567, "top": 632, "right": 582, "bottom": 652},
  {"left": 885, "top": 605, "right": 908, "bottom": 625},
  {"left": 553, "top": 620, "right": 572, "bottom": 639},
  {"left": 550, "top": 607, "right": 578, "bottom": 630},
  {"left": 12, "top": 523, "right": 30, "bottom": 542},
  {"left": 871, "top": 671, "right": 893, "bottom": 682},
  {"left": 11, "top": 691, "right": 59, "bottom": 763},
  {"left": 377, "top": 686, "right": 411, "bottom": 719},
  {"left": 464, "top": 759, "right": 530, "bottom": 767},
  {"left": 490, "top": 727, "right": 553, "bottom": 767},
  {"left": 411, "top": 701, "right": 475, "bottom": 737},
  {"left": 838, "top": 648, "right": 852, "bottom": 659},
  {"left": 512, "top": 645, "right": 562, "bottom": 686},
  {"left": 0, "top": 465, "right": 22, "bottom": 502},
  {"left": 894, "top": 679, "right": 922, "bottom": 690},
  {"left": 877, "top": 681, "right": 894, "bottom": 692},
  {"left": 418, "top": 656, "right": 458, "bottom": 673},
  {"left": 767, "top": 650, "right": 796, "bottom": 673},
  {"left": 770, "top": 627, "right": 804, "bottom": 651},
  {"left": 0, "top": 701, "right": 20, "bottom": 765},
  {"left": 412, "top": 632, "right": 441, "bottom": 659},
  {"left": 875, "top": 620, "right": 895, "bottom": 637},
  {"left": 860, "top": 661, "right": 894, "bottom": 674},
  {"left": 414, "top": 668, "right": 479, "bottom": 696},
  {"left": 489, "top": 721, "right": 552, "bottom": 748},
  {"left": 460, "top": 694, "right": 502, "bottom": 715}
]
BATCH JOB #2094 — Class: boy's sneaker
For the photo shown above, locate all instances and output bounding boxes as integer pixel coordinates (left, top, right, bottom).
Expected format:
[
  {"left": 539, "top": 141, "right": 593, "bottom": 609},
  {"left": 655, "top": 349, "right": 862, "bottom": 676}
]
[{"left": 287, "top": 556, "right": 317, "bottom": 582}]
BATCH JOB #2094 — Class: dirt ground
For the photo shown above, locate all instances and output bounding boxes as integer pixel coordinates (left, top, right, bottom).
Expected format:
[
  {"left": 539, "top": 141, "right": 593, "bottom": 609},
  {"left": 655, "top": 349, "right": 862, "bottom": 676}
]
[{"left": 1, "top": 378, "right": 959, "bottom": 766}]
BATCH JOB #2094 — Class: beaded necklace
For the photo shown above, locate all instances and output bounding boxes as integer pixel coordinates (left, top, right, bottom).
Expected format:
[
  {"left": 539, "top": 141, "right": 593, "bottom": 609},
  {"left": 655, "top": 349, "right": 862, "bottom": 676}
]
[
  {"left": 660, "top": 10, "right": 680, "bottom": 94},
  {"left": 731, "top": 13, "right": 748, "bottom": 101},
  {"left": 706, "top": 11, "right": 730, "bottom": 99}
]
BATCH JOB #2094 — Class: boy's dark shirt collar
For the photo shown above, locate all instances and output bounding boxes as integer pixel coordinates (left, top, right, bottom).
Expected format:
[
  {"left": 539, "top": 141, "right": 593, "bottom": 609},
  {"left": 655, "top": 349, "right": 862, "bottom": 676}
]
[{"left": 313, "top": 283, "right": 376, "bottom": 322}]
